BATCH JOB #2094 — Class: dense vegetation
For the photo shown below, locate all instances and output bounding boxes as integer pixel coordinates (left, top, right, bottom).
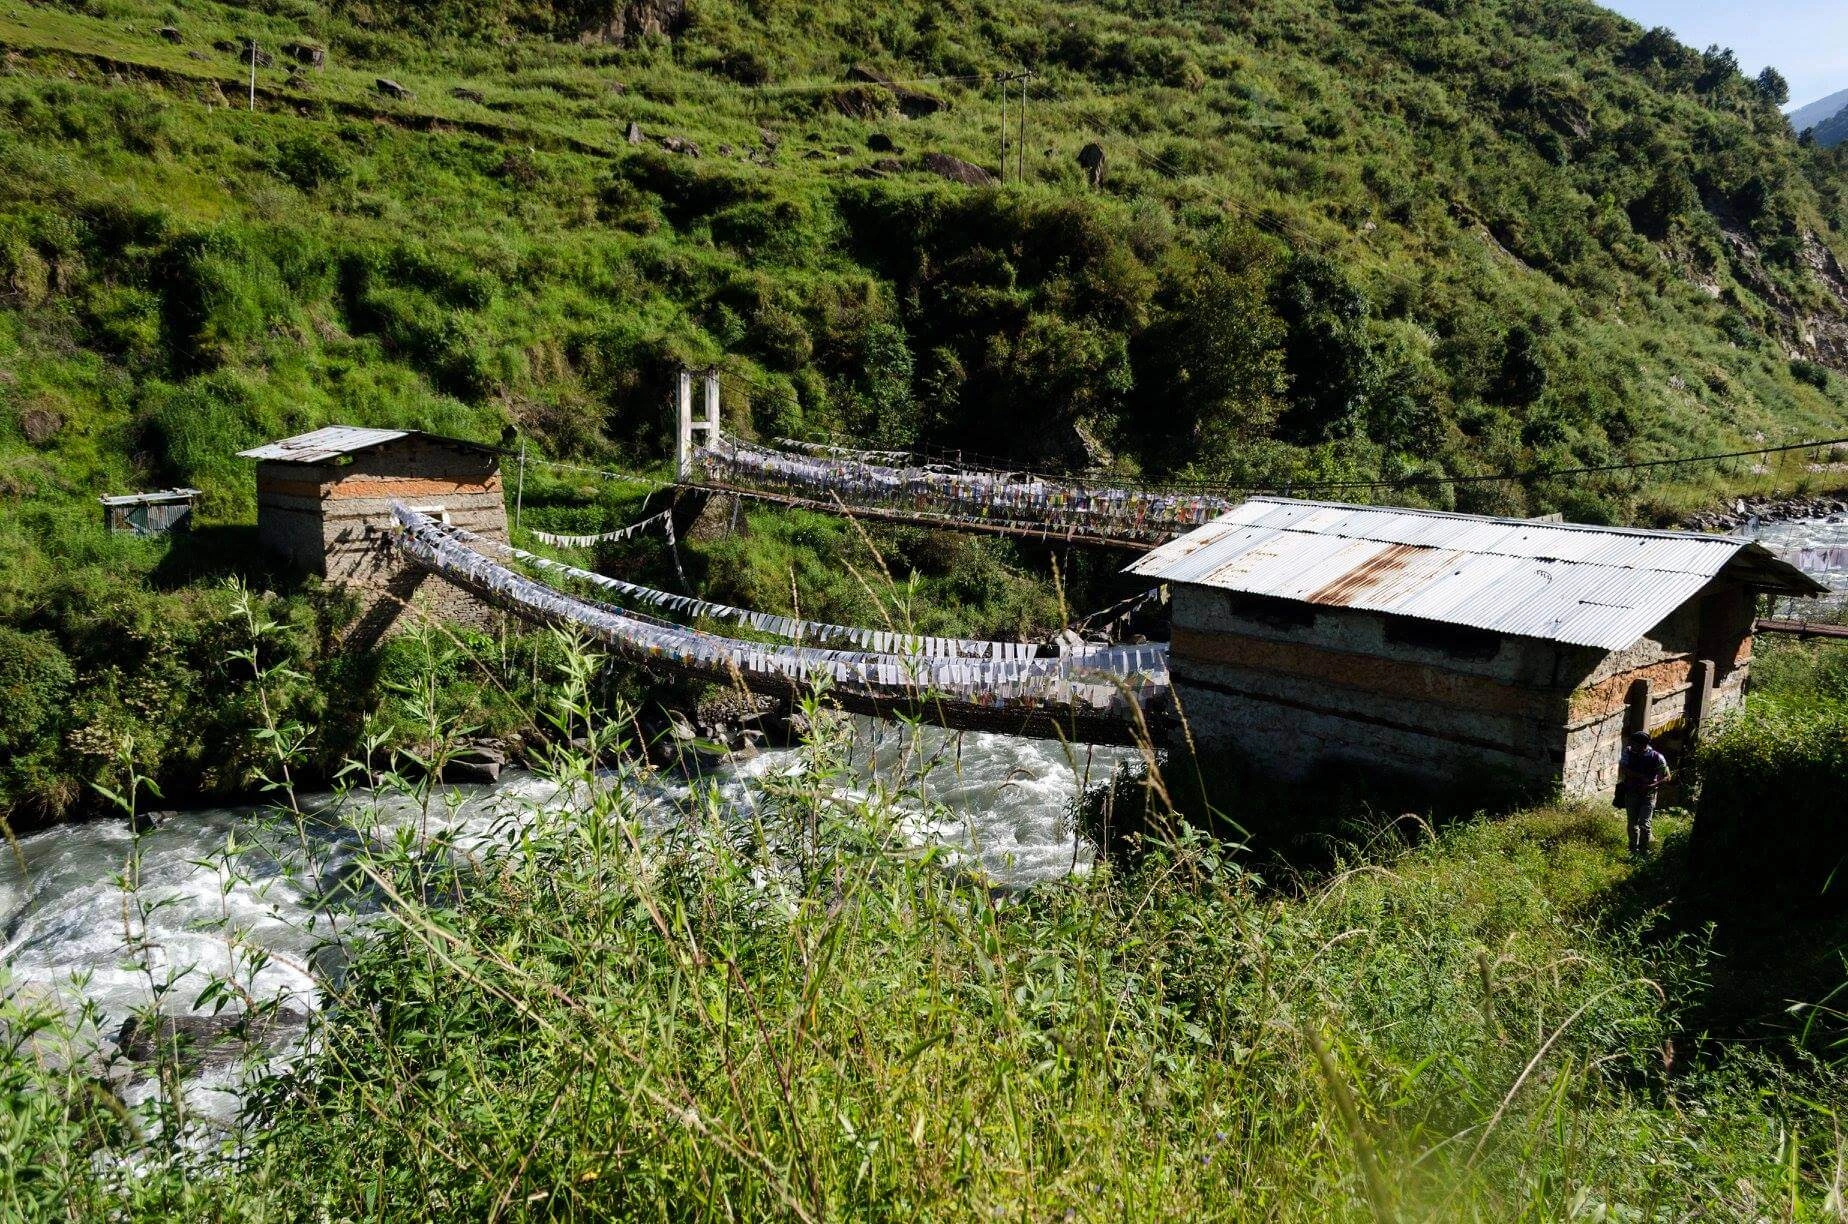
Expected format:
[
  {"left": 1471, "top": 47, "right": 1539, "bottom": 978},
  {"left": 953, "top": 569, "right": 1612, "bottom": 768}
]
[
  {"left": 3, "top": 625, "right": 1847, "bottom": 1218},
  {"left": 3, "top": 0, "right": 1848, "bottom": 822}
]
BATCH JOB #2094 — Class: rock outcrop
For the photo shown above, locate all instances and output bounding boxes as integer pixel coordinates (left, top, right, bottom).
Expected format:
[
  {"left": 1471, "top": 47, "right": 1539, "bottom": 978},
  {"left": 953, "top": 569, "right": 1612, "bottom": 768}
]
[
  {"left": 575, "top": 0, "right": 688, "bottom": 46},
  {"left": 920, "top": 152, "right": 995, "bottom": 187},
  {"left": 844, "top": 65, "right": 948, "bottom": 119}
]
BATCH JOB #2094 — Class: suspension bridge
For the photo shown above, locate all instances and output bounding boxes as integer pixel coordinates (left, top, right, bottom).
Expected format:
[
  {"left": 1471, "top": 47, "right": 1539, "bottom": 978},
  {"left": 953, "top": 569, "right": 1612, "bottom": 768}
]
[{"left": 390, "top": 506, "right": 1171, "bottom": 745}]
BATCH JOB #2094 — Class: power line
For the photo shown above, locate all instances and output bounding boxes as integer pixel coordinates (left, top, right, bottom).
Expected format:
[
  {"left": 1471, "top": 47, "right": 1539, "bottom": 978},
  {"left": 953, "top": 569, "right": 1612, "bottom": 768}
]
[{"left": 710, "top": 362, "right": 1848, "bottom": 497}]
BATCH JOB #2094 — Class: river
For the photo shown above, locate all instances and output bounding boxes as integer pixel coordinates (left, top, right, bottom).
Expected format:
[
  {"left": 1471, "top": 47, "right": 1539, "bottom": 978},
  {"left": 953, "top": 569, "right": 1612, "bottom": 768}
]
[{"left": 0, "top": 720, "right": 1133, "bottom": 1128}]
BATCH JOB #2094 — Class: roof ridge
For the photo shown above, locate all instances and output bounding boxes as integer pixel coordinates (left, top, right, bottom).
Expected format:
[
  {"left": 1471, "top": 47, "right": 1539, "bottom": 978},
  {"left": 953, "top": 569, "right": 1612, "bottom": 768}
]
[{"left": 1244, "top": 496, "right": 1741, "bottom": 544}]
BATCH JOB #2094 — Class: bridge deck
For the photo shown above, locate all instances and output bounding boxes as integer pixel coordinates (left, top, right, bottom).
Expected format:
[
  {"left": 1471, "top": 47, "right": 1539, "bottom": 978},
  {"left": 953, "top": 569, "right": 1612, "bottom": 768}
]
[
  {"left": 690, "top": 481, "right": 1163, "bottom": 551},
  {"left": 392, "top": 507, "right": 1166, "bottom": 746}
]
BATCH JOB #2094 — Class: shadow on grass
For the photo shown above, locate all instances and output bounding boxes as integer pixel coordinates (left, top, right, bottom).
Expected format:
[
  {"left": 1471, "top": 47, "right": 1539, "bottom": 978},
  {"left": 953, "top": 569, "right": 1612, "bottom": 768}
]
[
  {"left": 147, "top": 525, "right": 304, "bottom": 592},
  {"left": 1593, "top": 824, "right": 1848, "bottom": 1061},
  {"left": 1079, "top": 744, "right": 1548, "bottom": 885}
]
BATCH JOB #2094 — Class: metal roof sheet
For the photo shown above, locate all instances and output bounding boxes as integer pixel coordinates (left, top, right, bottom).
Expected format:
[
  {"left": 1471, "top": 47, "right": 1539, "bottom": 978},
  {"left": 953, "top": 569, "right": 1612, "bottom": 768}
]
[
  {"left": 237, "top": 427, "right": 411, "bottom": 463},
  {"left": 98, "top": 487, "right": 201, "bottom": 507},
  {"left": 1128, "top": 497, "right": 1824, "bottom": 651}
]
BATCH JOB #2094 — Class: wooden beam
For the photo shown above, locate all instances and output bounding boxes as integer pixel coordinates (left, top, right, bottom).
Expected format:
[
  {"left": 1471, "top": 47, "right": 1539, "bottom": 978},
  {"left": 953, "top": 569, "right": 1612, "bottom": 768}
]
[{"left": 1755, "top": 618, "right": 1848, "bottom": 640}]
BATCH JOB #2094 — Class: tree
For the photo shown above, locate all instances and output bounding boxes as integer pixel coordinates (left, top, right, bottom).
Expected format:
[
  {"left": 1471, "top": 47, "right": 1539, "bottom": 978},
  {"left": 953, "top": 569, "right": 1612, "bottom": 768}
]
[
  {"left": 1628, "top": 164, "right": 1697, "bottom": 238},
  {"left": 1754, "top": 67, "right": 1790, "bottom": 107},
  {"left": 1271, "top": 254, "right": 1379, "bottom": 441},
  {"left": 1495, "top": 325, "right": 1549, "bottom": 406},
  {"left": 1697, "top": 45, "right": 1740, "bottom": 94},
  {"left": 1161, "top": 257, "right": 1287, "bottom": 452}
]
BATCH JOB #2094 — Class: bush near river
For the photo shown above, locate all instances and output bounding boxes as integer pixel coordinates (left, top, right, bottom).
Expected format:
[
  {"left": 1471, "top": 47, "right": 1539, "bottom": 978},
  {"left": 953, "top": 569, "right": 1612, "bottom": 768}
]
[{"left": 4, "top": 625, "right": 1848, "bottom": 1219}]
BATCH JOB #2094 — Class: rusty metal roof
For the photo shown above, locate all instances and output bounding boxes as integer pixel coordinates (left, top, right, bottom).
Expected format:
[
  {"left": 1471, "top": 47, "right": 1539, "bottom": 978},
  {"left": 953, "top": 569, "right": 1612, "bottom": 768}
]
[
  {"left": 1127, "top": 497, "right": 1825, "bottom": 651},
  {"left": 237, "top": 427, "right": 411, "bottom": 463}
]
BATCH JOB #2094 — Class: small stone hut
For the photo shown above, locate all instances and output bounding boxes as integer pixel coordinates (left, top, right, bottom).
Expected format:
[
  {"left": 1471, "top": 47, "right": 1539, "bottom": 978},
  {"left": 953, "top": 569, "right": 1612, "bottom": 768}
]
[
  {"left": 241, "top": 426, "right": 507, "bottom": 635},
  {"left": 1127, "top": 497, "right": 1824, "bottom": 798}
]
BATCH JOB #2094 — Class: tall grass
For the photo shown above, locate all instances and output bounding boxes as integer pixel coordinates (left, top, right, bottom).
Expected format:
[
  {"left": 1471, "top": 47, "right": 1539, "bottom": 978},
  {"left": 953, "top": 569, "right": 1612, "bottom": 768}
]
[{"left": 5, "top": 603, "right": 1847, "bottom": 1219}]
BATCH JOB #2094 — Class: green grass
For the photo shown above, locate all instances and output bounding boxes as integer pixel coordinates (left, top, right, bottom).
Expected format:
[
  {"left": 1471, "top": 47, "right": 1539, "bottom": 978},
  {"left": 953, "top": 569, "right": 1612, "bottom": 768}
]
[{"left": 8, "top": 629, "right": 1848, "bottom": 1219}]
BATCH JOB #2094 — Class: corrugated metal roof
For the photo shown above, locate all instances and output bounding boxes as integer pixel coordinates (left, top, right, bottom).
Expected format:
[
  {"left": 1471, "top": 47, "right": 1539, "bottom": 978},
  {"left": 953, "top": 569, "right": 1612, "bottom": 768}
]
[
  {"left": 237, "top": 427, "right": 411, "bottom": 463},
  {"left": 98, "top": 488, "right": 201, "bottom": 507},
  {"left": 1127, "top": 497, "right": 1824, "bottom": 651}
]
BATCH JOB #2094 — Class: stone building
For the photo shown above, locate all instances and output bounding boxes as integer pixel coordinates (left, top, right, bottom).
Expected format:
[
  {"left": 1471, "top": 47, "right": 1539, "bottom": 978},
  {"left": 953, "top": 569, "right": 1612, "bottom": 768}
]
[
  {"left": 1127, "top": 497, "right": 1823, "bottom": 799},
  {"left": 241, "top": 426, "right": 507, "bottom": 637}
]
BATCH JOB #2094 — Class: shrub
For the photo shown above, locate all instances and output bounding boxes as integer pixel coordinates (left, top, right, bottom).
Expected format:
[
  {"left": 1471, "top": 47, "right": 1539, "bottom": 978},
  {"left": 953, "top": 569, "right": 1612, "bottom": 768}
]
[
  {"left": 1790, "top": 358, "right": 1832, "bottom": 391},
  {"left": 0, "top": 626, "right": 73, "bottom": 815},
  {"left": 1693, "top": 704, "right": 1848, "bottom": 906}
]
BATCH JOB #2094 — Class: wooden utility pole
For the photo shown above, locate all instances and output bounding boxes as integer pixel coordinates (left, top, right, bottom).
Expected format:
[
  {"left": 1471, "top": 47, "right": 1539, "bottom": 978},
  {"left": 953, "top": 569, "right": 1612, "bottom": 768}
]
[
  {"left": 998, "top": 74, "right": 1008, "bottom": 184},
  {"left": 1018, "top": 70, "right": 1027, "bottom": 183},
  {"left": 514, "top": 438, "right": 526, "bottom": 529}
]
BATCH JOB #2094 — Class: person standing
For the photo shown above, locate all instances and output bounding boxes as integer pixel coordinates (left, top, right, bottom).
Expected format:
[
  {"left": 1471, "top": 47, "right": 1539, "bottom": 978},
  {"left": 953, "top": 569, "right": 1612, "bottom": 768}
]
[{"left": 1618, "top": 732, "right": 1671, "bottom": 856}]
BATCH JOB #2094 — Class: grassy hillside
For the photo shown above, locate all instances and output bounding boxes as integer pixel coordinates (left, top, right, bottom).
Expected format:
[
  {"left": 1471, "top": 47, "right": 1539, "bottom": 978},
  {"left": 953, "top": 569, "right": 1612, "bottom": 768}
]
[{"left": 3, "top": 0, "right": 1848, "bottom": 817}]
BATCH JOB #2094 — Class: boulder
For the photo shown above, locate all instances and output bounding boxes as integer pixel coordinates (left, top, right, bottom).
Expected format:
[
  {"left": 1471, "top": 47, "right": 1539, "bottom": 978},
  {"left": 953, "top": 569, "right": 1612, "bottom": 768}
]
[
  {"left": 282, "top": 41, "right": 325, "bottom": 68},
  {"left": 867, "top": 132, "right": 896, "bottom": 152},
  {"left": 626, "top": 120, "right": 643, "bottom": 144},
  {"left": 240, "top": 44, "right": 274, "bottom": 68},
  {"left": 833, "top": 85, "right": 889, "bottom": 121},
  {"left": 920, "top": 152, "right": 996, "bottom": 187},
  {"left": 452, "top": 86, "right": 486, "bottom": 104},
  {"left": 375, "top": 77, "right": 412, "bottom": 101},
  {"left": 115, "top": 1008, "right": 308, "bottom": 1071},
  {"left": 845, "top": 64, "right": 948, "bottom": 118},
  {"left": 156, "top": 26, "right": 182, "bottom": 44},
  {"left": 658, "top": 134, "right": 699, "bottom": 157},
  {"left": 441, "top": 758, "right": 502, "bottom": 784},
  {"left": 575, "top": 0, "right": 688, "bottom": 46}
]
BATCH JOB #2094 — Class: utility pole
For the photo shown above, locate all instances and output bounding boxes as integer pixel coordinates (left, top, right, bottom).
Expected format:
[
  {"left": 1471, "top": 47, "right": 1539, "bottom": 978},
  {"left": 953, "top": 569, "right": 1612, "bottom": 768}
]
[
  {"left": 1018, "top": 69, "right": 1028, "bottom": 183},
  {"left": 248, "top": 39, "right": 257, "bottom": 111},
  {"left": 514, "top": 438, "right": 526, "bottom": 530},
  {"left": 998, "top": 74, "right": 1008, "bottom": 184}
]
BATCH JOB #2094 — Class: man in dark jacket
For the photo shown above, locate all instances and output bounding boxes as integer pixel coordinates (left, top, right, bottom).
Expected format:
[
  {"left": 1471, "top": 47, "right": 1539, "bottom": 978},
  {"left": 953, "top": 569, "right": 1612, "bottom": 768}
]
[{"left": 1618, "top": 732, "right": 1672, "bottom": 856}]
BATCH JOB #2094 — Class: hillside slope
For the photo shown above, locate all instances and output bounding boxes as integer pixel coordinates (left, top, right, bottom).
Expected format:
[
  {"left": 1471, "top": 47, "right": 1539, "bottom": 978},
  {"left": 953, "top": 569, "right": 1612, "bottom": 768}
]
[
  {"left": 3, "top": 0, "right": 1847, "bottom": 503},
  {"left": 1790, "top": 87, "right": 1848, "bottom": 137},
  {"left": 1815, "top": 104, "right": 1848, "bottom": 151},
  {"left": 1, "top": 0, "right": 1847, "bottom": 815}
]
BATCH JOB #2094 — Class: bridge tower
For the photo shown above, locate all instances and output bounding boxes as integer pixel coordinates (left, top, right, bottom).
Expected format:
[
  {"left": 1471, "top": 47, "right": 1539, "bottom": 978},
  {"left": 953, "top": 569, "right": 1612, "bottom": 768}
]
[{"left": 675, "top": 369, "right": 721, "bottom": 480}]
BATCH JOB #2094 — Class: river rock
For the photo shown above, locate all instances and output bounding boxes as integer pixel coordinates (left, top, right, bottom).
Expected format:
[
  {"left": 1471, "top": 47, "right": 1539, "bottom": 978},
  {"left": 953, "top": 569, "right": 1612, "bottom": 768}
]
[
  {"left": 1683, "top": 492, "right": 1848, "bottom": 534},
  {"left": 115, "top": 1007, "right": 308, "bottom": 1070}
]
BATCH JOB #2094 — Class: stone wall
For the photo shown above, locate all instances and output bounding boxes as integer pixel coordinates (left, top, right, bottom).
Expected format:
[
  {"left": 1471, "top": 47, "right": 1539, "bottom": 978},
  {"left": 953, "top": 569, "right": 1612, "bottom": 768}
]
[
  {"left": 253, "top": 437, "right": 509, "bottom": 640},
  {"left": 1557, "top": 583, "right": 1754, "bottom": 796},
  {"left": 1168, "top": 587, "right": 1568, "bottom": 795},
  {"left": 1169, "top": 579, "right": 1758, "bottom": 801}
]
